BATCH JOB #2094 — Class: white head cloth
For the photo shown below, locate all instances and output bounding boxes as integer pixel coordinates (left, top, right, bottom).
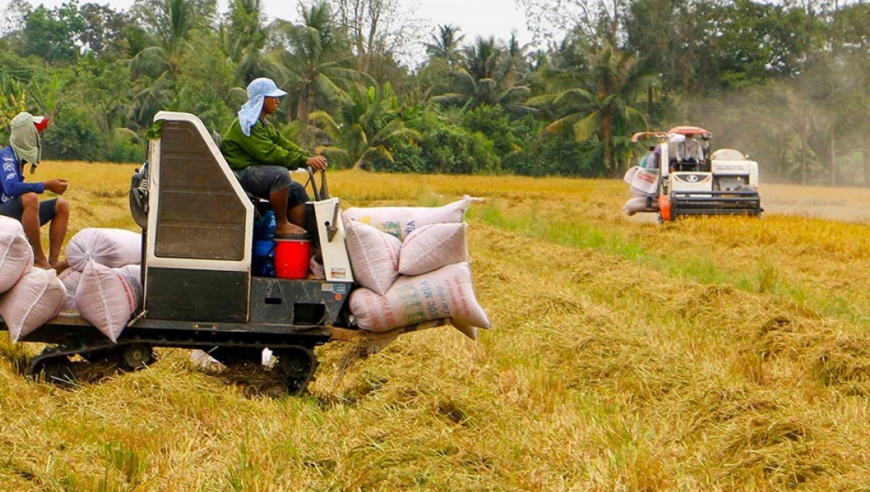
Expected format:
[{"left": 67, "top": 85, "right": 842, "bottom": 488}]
[{"left": 238, "top": 78, "right": 288, "bottom": 136}]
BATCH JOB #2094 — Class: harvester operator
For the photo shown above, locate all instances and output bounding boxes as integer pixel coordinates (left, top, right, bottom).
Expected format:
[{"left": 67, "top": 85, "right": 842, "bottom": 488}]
[
  {"left": 676, "top": 133, "right": 704, "bottom": 165},
  {"left": 0, "top": 112, "right": 70, "bottom": 272},
  {"left": 221, "top": 77, "right": 328, "bottom": 237}
]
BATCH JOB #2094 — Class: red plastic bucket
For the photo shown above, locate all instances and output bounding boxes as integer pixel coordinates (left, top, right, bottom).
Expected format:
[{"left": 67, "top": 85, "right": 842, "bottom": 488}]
[{"left": 274, "top": 235, "right": 311, "bottom": 279}]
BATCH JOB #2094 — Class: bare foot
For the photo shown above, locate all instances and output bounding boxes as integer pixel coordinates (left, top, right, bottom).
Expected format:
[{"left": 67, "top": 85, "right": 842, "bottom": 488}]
[
  {"left": 50, "top": 259, "right": 69, "bottom": 274},
  {"left": 275, "top": 224, "right": 307, "bottom": 236},
  {"left": 33, "top": 259, "right": 52, "bottom": 270}
]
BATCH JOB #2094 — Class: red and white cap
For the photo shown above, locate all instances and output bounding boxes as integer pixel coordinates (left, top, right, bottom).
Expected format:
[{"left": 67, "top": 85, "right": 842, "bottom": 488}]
[{"left": 32, "top": 116, "right": 49, "bottom": 132}]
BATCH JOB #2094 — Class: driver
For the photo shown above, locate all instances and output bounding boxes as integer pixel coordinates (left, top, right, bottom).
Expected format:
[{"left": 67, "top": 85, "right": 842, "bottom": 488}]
[
  {"left": 676, "top": 132, "right": 704, "bottom": 164},
  {"left": 221, "top": 77, "right": 327, "bottom": 237}
]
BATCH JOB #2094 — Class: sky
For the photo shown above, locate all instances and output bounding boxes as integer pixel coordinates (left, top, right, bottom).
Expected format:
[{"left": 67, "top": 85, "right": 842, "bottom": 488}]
[{"left": 3, "top": 0, "right": 534, "bottom": 51}]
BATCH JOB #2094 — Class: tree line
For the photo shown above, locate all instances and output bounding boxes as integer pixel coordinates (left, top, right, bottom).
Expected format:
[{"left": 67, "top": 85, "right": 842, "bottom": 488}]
[{"left": 1, "top": 0, "right": 868, "bottom": 185}]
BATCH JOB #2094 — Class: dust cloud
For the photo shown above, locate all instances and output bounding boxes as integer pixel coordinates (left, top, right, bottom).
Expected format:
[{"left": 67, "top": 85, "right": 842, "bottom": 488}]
[{"left": 761, "top": 184, "right": 870, "bottom": 224}]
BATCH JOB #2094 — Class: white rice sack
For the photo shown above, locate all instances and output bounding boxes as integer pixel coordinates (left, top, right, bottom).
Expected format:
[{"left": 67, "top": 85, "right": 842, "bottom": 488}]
[
  {"left": 0, "top": 219, "right": 34, "bottom": 294},
  {"left": 450, "top": 321, "right": 479, "bottom": 341},
  {"left": 119, "top": 264, "right": 141, "bottom": 283},
  {"left": 349, "top": 262, "right": 490, "bottom": 332},
  {"left": 623, "top": 166, "right": 638, "bottom": 185},
  {"left": 345, "top": 220, "right": 401, "bottom": 296},
  {"left": 343, "top": 196, "right": 479, "bottom": 240},
  {"left": 75, "top": 261, "right": 143, "bottom": 342},
  {"left": 624, "top": 197, "right": 652, "bottom": 216},
  {"left": 58, "top": 268, "right": 82, "bottom": 312},
  {"left": 0, "top": 215, "right": 24, "bottom": 234},
  {"left": 399, "top": 223, "right": 468, "bottom": 276},
  {"left": 0, "top": 268, "right": 65, "bottom": 342},
  {"left": 629, "top": 168, "right": 660, "bottom": 197},
  {"left": 65, "top": 228, "right": 142, "bottom": 271}
]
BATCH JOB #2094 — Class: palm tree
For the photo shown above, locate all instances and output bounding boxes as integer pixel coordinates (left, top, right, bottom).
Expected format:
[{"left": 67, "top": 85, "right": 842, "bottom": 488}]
[
  {"left": 310, "top": 83, "right": 420, "bottom": 170},
  {"left": 129, "top": 0, "right": 204, "bottom": 81},
  {"left": 431, "top": 36, "right": 533, "bottom": 114},
  {"left": 425, "top": 24, "right": 465, "bottom": 68},
  {"left": 503, "top": 32, "right": 526, "bottom": 89},
  {"left": 220, "top": 0, "right": 268, "bottom": 86},
  {"left": 267, "top": 3, "right": 368, "bottom": 145},
  {"left": 530, "top": 40, "right": 653, "bottom": 175}
]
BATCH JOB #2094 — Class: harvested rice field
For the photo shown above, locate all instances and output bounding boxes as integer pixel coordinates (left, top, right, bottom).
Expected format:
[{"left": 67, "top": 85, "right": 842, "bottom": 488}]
[{"left": 1, "top": 161, "right": 869, "bottom": 491}]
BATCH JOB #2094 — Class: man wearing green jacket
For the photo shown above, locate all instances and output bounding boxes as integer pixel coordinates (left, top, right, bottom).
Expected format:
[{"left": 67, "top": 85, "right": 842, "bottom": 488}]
[{"left": 221, "top": 77, "right": 328, "bottom": 237}]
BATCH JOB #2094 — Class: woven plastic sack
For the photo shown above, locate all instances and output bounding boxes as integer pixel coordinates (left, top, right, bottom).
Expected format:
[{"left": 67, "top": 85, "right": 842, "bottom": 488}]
[
  {"left": 0, "top": 268, "right": 65, "bottom": 342},
  {"left": 119, "top": 264, "right": 141, "bottom": 283},
  {"left": 58, "top": 268, "right": 82, "bottom": 312},
  {"left": 399, "top": 223, "right": 468, "bottom": 276},
  {"left": 0, "top": 218, "right": 34, "bottom": 294},
  {"left": 343, "top": 196, "right": 479, "bottom": 241},
  {"left": 349, "top": 262, "right": 490, "bottom": 333},
  {"left": 75, "top": 260, "right": 142, "bottom": 342},
  {"left": 450, "top": 321, "right": 478, "bottom": 341},
  {"left": 65, "top": 228, "right": 141, "bottom": 272},
  {"left": 624, "top": 197, "right": 654, "bottom": 216},
  {"left": 345, "top": 220, "right": 401, "bottom": 295},
  {"left": 629, "top": 167, "right": 660, "bottom": 197}
]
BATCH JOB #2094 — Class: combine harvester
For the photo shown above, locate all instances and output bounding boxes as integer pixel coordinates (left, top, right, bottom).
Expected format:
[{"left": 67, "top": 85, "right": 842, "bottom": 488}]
[
  {"left": 0, "top": 112, "right": 484, "bottom": 395},
  {"left": 623, "top": 126, "right": 762, "bottom": 222}
]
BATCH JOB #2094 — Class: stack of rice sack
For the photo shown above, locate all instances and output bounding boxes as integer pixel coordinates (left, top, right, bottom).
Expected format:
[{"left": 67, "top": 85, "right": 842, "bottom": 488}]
[
  {"left": 343, "top": 197, "right": 490, "bottom": 340},
  {"left": 0, "top": 216, "right": 65, "bottom": 343},
  {"left": 60, "top": 228, "right": 143, "bottom": 342}
]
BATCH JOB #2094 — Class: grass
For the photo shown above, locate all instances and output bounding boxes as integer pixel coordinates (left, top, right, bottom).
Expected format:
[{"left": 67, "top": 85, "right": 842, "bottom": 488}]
[{"left": 2, "top": 162, "right": 870, "bottom": 490}]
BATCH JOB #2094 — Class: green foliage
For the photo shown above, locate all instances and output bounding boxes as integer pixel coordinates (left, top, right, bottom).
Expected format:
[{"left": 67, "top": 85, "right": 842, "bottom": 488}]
[
  {"left": 712, "top": 0, "right": 816, "bottom": 90},
  {"left": 268, "top": 3, "right": 364, "bottom": 144},
  {"left": 174, "top": 30, "right": 236, "bottom": 132},
  {"left": 376, "top": 137, "right": 427, "bottom": 173},
  {"left": 425, "top": 24, "right": 465, "bottom": 67},
  {"left": 78, "top": 3, "right": 129, "bottom": 58},
  {"left": 0, "top": 70, "right": 30, "bottom": 132},
  {"left": 312, "top": 83, "right": 419, "bottom": 170},
  {"left": 220, "top": 0, "right": 268, "bottom": 85},
  {"left": 503, "top": 133, "right": 599, "bottom": 177},
  {"left": 42, "top": 105, "right": 107, "bottom": 161},
  {"left": 106, "top": 129, "right": 146, "bottom": 163},
  {"left": 392, "top": 109, "right": 499, "bottom": 174},
  {"left": 21, "top": 3, "right": 84, "bottom": 65},
  {"left": 459, "top": 104, "right": 522, "bottom": 158},
  {"left": 531, "top": 40, "right": 653, "bottom": 175}
]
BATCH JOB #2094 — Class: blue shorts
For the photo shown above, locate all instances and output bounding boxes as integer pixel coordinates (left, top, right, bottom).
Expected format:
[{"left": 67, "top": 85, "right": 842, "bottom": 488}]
[
  {"left": 0, "top": 196, "right": 58, "bottom": 225},
  {"left": 239, "top": 166, "right": 309, "bottom": 209}
]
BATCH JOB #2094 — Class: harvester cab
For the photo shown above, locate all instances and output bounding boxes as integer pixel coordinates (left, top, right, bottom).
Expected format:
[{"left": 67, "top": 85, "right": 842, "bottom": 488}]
[{"left": 624, "top": 126, "right": 762, "bottom": 222}]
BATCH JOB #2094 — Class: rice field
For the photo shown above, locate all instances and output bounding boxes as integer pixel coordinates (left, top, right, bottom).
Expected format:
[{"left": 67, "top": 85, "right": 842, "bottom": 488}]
[{"left": 2, "top": 161, "right": 870, "bottom": 491}]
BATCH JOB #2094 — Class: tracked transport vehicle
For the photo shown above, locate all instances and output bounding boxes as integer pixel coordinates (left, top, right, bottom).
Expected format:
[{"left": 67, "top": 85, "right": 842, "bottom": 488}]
[{"left": 0, "top": 111, "right": 446, "bottom": 394}]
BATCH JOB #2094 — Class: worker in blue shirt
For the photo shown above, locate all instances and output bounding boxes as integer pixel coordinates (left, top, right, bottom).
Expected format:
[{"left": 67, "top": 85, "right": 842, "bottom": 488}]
[{"left": 0, "top": 112, "right": 70, "bottom": 271}]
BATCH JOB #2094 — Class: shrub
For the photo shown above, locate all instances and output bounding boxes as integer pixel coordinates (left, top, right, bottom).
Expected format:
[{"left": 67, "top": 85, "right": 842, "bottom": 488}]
[{"left": 42, "top": 106, "right": 107, "bottom": 161}]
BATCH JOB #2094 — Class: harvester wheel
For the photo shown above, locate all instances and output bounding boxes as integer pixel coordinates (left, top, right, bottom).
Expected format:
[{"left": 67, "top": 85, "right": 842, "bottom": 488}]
[
  {"left": 122, "top": 344, "right": 154, "bottom": 370},
  {"left": 274, "top": 348, "right": 318, "bottom": 395}
]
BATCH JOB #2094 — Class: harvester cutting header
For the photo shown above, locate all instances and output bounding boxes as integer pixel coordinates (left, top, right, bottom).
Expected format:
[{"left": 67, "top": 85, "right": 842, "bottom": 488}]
[{"left": 623, "top": 126, "right": 762, "bottom": 222}]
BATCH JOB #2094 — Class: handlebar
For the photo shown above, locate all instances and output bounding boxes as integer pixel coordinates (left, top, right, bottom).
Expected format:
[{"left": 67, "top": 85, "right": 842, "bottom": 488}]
[{"left": 303, "top": 167, "right": 330, "bottom": 201}]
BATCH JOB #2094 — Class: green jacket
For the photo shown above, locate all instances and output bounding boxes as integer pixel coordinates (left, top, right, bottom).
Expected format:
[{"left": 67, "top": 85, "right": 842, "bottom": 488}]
[{"left": 221, "top": 117, "right": 310, "bottom": 171}]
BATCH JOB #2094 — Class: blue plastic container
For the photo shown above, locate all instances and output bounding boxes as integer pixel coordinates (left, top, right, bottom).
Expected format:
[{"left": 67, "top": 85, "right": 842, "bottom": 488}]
[
  {"left": 252, "top": 239, "right": 276, "bottom": 277},
  {"left": 251, "top": 210, "right": 277, "bottom": 277},
  {"left": 253, "top": 210, "right": 276, "bottom": 240}
]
